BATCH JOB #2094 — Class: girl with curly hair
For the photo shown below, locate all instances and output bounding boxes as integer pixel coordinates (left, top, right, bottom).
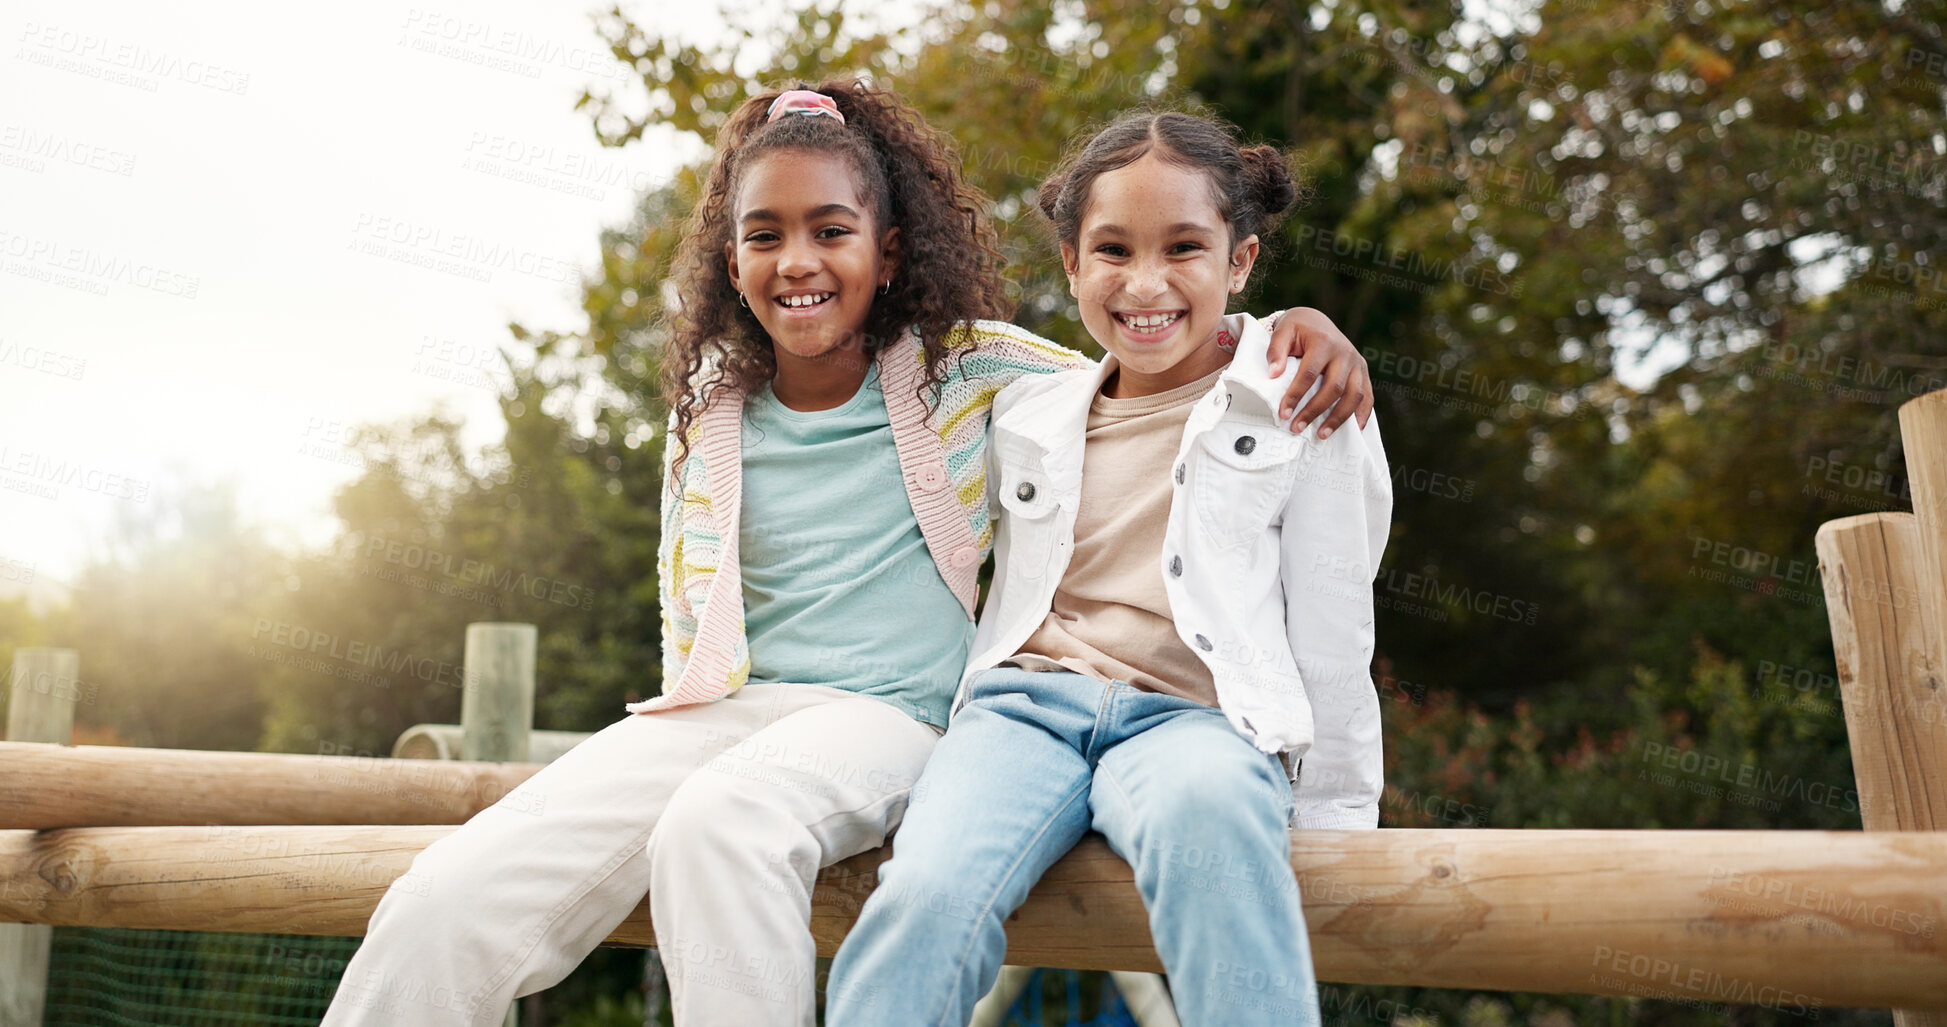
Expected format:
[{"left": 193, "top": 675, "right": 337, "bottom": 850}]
[{"left": 325, "top": 82, "right": 1369, "bottom": 1027}]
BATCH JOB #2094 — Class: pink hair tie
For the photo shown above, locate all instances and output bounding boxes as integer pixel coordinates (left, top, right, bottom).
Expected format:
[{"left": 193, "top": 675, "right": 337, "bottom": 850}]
[{"left": 767, "top": 90, "right": 845, "bottom": 124}]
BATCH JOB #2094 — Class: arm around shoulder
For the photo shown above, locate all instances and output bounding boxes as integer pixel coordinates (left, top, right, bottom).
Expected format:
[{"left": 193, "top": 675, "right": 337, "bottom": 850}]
[{"left": 949, "top": 320, "right": 1093, "bottom": 380}]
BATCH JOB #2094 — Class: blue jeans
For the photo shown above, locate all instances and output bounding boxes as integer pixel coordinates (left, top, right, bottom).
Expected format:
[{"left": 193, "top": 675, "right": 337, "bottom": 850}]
[{"left": 826, "top": 667, "right": 1320, "bottom": 1027}]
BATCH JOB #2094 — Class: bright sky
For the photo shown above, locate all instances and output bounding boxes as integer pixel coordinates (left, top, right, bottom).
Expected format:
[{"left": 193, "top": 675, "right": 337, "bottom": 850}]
[{"left": 0, "top": 0, "right": 889, "bottom": 597}]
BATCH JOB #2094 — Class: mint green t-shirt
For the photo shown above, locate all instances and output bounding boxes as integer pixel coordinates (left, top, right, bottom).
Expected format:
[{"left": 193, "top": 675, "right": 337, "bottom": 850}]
[{"left": 738, "top": 364, "right": 972, "bottom": 727}]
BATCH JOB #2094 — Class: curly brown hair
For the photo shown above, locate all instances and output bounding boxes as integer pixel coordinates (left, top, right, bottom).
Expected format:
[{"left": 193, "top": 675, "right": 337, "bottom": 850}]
[{"left": 660, "top": 78, "right": 1013, "bottom": 464}]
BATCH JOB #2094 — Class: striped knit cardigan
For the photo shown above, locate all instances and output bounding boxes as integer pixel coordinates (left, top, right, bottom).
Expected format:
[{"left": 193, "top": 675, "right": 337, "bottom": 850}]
[{"left": 627, "top": 321, "right": 1090, "bottom": 714}]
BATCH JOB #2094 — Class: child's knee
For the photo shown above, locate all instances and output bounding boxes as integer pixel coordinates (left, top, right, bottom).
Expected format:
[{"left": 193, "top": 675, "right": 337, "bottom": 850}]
[
  {"left": 867, "top": 851, "right": 994, "bottom": 923},
  {"left": 656, "top": 774, "right": 800, "bottom": 865}
]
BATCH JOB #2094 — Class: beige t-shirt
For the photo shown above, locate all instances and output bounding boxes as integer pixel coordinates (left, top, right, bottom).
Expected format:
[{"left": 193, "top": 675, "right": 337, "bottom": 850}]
[{"left": 1008, "top": 365, "right": 1225, "bottom": 707}]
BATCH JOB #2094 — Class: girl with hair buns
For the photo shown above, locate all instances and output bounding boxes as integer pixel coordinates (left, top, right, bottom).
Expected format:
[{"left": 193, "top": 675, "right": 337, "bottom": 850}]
[
  {"left": 324, "top": 86, "right": 1368, "bottom": 1026},
  {"left": 828, "top": 110, "right": 1393, "bottom": 1027}
]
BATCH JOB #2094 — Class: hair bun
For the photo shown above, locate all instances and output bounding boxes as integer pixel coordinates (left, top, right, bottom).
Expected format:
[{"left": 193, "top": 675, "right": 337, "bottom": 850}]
[
  {"left": 1238, "top": 145, "right": 1297, "bottom": 223},
  {"left": 1035, "top": 172, "right": 1067, "bottom": 224}
]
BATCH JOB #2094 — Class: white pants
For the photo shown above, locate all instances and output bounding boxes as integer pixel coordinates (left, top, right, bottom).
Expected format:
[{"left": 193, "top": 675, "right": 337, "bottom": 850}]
[{"left": 321, "top": 683, "right": 942, "bottom": 1027}]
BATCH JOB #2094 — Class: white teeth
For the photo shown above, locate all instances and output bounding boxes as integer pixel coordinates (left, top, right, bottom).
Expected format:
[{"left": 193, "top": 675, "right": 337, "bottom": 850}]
[
  {"left": 1121, "top": 312, "right": 1180, "bottom": 330},
  {"left": 779, "top": 293, "right": 833, "bottom": 308}
]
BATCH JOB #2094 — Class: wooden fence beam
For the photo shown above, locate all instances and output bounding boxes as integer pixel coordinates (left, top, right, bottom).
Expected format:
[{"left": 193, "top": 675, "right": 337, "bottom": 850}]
[
  {"left": 1, "top": 825, "right": 1941, "bottom": 1012},
  {"left": 0, "top": 742, "right": 541, "bottom": 829}
]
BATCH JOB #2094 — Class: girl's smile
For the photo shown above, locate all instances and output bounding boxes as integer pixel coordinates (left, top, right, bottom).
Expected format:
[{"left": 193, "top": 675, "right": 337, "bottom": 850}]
[
  {"left": 1109, "top": 308, "right": 1188, "bottom": 345},
  {"left": 1061, "top": 152, "right": 1257, "bottom": 398}
]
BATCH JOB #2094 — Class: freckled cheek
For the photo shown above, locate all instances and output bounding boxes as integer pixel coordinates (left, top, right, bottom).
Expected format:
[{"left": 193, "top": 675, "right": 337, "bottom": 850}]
[{"left": 1075, "top": 269, "right": 1121, "bottom": 309}]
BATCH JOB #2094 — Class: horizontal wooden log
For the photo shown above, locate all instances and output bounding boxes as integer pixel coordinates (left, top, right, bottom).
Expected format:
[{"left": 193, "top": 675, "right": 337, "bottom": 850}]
[
  {"left": 1, "top": 826, "right": 1942, "bottom": 1010},
  {"left": 0, "top": 743, "right": 542, "bottom": 829}
]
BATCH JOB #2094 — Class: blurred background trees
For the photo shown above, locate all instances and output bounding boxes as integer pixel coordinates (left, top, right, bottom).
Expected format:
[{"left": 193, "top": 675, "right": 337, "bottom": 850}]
[{"left": 6, "top": 0, "right": 1943, "bottom": 1022}]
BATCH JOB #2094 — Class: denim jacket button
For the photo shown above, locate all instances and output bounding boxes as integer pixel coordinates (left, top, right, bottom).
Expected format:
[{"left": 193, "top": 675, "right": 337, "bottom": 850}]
[
  {"left": 1234, "top": 435, "right": 1257, "bottom": 455},
  {"left": 1015, "top": 482, "right": 1037, "bottom": 502},
  {"left": 1169, "top": 555, "right": 1182, "bottom": 577},
  {"left": 1194, "top": 633, "right": 1213, "bottom": 651},
  {"left": 1173, "top": 462, "right": 1185, "bottom": 484}
]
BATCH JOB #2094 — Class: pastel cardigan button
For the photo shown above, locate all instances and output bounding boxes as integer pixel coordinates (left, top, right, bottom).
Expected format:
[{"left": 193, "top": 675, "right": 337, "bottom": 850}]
[
  {"left": 949, "top": 546, "right": 980, "bottom": 568},
  {"left": 916, "top": 466, "right": 947, "bottom": 490}
]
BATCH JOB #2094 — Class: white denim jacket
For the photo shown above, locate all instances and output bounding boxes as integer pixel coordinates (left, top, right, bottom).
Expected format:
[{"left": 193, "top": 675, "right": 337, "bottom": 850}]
[{"left": 956, "top": 312, "right": 1393, "bottom": 830}]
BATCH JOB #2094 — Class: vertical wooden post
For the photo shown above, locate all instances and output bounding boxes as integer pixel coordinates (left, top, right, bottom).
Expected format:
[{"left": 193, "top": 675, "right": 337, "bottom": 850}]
[
  {"left": 2, "top": 648, "right": 80, "bottom": 1027},
  {"left": 1900, "top": 388, "right": 1947, "bottom": 758},
  {"left": 1815, "top": 513, "right": 1946, "bottom": 832},
  {"left": 1817, "top": 387, "right": 1947, "bottom": 1027},
  {"left": 460, "top": 623, "right": 536, "bottom": 765},
  {"left": 458, "top": 624, "right": 535, "bottom": 1027}
]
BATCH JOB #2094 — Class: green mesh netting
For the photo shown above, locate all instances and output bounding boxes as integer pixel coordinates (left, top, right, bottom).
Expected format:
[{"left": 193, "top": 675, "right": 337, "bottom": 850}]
[
  {"left": 44, "top": 928, "right": 361, "bottom": 1026},
  {"left": 40, "top": 929, "right": 1133, "bottom": 1026}
]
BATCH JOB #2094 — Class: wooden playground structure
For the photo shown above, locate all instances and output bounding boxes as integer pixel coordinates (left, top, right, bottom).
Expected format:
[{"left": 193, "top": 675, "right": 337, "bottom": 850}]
[{"left": 4, "top": 389, "right": 1947, "bottom": 1024}]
